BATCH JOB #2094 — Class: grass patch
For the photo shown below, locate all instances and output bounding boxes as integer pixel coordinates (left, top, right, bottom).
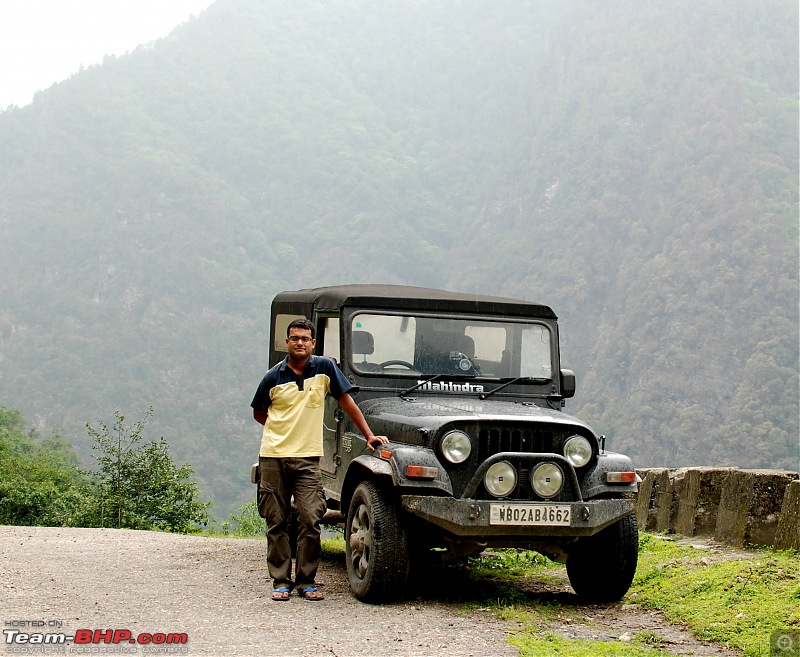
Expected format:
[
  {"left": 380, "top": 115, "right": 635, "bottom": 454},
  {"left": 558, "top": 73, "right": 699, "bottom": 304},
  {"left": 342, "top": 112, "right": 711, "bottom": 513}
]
[
  {"left": 508, "top": 631, "right": 673, "bottom": 656},
  {"left": 471, "top": 548, "right": 556, "bottom": 575},
  {"left": 321, "top": 533, "right": 346, "bottom": 557},
  {"left": 630, "top": 535, "right": 800, "bottom": 655},
  {"left": 460, "top": 535, "right": 799, "bottom": 657},
  {"left": 467, "top": 548, "right": 568, "bottom": 603}
]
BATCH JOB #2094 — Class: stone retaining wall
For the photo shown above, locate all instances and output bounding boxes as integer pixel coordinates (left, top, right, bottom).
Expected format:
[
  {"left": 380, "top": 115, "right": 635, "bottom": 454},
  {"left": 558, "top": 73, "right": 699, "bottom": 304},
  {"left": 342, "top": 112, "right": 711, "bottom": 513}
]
[{"left": 635, "top": 467, "right": 799, "bottom": 550}]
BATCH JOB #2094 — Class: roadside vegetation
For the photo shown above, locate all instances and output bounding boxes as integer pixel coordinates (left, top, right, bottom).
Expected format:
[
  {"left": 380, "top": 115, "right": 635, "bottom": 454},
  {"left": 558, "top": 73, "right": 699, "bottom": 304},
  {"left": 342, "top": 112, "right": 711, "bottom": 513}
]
[
  {"left": 466, "top": 535, "right": 799, "bottom": 657},
  {"left": 0, "top": 405, "right": 209, "bottom": 532}
]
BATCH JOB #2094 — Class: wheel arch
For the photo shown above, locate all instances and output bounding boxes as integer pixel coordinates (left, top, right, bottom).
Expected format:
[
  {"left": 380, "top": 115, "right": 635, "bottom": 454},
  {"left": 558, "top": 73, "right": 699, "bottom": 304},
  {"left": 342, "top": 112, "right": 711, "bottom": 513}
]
[{"left": 341, "top": 457, "right": 394, "bottom": 515}]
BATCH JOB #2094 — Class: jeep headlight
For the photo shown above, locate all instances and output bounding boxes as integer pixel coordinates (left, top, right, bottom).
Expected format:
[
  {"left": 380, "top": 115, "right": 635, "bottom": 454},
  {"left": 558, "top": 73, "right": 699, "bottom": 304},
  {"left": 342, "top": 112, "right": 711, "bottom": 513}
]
[
  {"left": 563, "top": 435, "right": 592, "bottom": 468},
  {"left": 440, "top": 430, "right": 471, "bottom": 464},
  {"left": 484, "top": 460, "right": 517, "bottom": 497},
  {"left": 531, "top": 462, "right": 564, "bottom": 498}
]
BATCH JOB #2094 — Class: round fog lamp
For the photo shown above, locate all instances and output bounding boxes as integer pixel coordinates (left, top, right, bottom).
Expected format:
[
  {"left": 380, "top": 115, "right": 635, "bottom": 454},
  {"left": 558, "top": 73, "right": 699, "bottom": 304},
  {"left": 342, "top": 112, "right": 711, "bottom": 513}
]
[
  {"left": 531, "top": 462, "right": 564, "bottom": 498},
  {"left": 441, "top": 430, "right": 471, "bottom": 464},
  {"left": 564, "top": 435, "right": 592, "bottom": 468},
  {"left": 484, "top": 460, "right": 517, "bottom": 498}
]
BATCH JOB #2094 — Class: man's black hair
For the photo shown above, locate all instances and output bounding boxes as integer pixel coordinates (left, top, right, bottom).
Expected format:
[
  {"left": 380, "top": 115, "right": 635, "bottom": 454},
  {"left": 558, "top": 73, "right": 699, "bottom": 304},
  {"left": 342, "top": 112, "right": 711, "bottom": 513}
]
[{"left": 287, "top": 318, "right": 315, "bottom": 339}]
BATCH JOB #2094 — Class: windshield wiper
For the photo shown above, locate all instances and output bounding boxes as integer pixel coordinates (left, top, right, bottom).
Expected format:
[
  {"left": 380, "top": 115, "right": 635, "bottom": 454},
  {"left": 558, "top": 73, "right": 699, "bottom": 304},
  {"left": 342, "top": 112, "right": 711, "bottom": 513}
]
[
  {"left": 399, "top": 374, "right": 444, "bottom": 398},
  {"left": 479, "top": 377, "right": 549, "bottom": 400}
]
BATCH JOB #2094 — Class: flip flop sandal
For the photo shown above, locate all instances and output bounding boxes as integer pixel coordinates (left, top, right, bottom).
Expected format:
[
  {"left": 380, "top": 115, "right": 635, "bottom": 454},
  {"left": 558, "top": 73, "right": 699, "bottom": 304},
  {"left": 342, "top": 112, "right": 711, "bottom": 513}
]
[
  {"left": 271, "top": 587, "right": 291, "bottom": 601},
  {"left": 297, "top": 586, "right": 324, "bottom": 601}
]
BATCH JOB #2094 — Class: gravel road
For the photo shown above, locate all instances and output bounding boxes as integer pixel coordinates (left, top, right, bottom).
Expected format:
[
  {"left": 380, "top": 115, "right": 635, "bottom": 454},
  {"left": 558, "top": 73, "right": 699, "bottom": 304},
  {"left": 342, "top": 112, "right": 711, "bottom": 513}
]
[{"left": 0, "top": 526, "right": 518, "bottom": 657}]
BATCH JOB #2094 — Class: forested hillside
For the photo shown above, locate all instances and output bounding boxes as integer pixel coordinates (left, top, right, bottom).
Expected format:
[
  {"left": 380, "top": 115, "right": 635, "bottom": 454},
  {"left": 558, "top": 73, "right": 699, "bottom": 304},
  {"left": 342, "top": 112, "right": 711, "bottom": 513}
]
[{"left": 0, "top": 0, "right": 796, "bottom": 518}]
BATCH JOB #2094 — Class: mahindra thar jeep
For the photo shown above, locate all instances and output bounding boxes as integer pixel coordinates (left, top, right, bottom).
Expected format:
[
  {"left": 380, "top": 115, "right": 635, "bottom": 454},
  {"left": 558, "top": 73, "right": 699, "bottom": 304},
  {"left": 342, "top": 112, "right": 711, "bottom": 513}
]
[{"left": 252, "top": 285, "right": 639, "bottom": 602}]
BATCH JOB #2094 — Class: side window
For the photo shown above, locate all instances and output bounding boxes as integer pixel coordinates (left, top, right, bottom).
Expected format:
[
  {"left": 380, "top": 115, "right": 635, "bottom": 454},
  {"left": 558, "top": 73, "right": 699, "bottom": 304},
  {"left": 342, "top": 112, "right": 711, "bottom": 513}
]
[
  {"left": 273, "top": 314, "right": 306, "bottom": 353},
  {"left": 322, "top": 317, "right": 340, "bottom": 362}
]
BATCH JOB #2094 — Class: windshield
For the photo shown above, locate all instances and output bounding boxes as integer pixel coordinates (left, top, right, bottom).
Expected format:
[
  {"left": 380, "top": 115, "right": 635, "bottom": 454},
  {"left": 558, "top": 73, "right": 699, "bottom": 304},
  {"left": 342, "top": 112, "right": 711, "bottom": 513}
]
[{"left": 350, "top": 312, "right": 553, "bottom": 379}]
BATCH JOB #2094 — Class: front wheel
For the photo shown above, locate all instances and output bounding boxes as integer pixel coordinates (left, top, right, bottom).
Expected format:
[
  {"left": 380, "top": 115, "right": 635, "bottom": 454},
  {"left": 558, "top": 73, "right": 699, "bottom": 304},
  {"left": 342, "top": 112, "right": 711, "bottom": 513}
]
[
  {"left": 566, "top": 512, "right": 638, "bottom": 602},
  {"left": 345, "top": 480, "right": 410, "bottom": 602}
]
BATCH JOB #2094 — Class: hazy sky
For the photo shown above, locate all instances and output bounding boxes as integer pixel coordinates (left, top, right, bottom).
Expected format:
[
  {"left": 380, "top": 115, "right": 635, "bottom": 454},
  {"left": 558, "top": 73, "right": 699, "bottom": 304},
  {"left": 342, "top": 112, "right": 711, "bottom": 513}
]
[{"left": 0, "top": 0, "right": 215, "bottom": 109}]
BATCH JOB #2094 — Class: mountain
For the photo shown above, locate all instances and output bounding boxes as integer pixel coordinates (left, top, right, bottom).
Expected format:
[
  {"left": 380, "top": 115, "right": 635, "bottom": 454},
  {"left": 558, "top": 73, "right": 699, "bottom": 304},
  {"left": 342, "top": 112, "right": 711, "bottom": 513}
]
[{"left": 0, "top": 0, "right": 796, "bottom": 518}]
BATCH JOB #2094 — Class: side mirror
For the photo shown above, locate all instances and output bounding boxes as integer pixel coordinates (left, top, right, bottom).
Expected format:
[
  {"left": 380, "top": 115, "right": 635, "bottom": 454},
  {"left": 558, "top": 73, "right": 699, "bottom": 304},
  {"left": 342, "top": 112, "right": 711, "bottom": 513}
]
[{"left": 560, "top": 369, "right": 576, "bottom": 398}]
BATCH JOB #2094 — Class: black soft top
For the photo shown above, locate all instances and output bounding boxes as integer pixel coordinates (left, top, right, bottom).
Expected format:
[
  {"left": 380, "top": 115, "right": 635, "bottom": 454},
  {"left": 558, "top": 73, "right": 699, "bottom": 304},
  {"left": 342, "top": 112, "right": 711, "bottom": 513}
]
[{"left": 272, "top": 284, "right": 557, "bottom": 319}]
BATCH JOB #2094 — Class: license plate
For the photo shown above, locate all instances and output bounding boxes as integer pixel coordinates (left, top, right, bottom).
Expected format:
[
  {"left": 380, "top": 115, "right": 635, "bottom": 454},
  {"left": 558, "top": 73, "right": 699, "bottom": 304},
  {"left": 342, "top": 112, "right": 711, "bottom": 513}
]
[{"left": 489, "top": 503, "right": 571, "bottom": 526}]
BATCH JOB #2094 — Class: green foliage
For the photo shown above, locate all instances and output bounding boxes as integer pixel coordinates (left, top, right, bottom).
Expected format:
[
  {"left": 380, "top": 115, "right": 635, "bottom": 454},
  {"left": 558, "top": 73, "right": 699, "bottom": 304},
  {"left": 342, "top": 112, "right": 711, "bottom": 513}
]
[
  {"left": 85, "top": 409, "right": 209, "bottom": 532},
  {"left": 0, "top": 406, "right": 94, "bottom": 526},
  {"left": 0, "top": 406, "right": 208, "bottom": 532},
  {"left": 227, "top": 499, "right": 264, "bottom": 537}
]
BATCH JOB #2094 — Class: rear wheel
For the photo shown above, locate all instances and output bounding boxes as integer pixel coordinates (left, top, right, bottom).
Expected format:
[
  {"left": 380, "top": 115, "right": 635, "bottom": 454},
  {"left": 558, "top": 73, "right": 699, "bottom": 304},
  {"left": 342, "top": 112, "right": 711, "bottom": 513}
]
[
  {"left": 345, "top": 480, "right": 410, "bottom": 602},
  {"left": 566, "top": 512, "right": 638, "bottom": 602}
]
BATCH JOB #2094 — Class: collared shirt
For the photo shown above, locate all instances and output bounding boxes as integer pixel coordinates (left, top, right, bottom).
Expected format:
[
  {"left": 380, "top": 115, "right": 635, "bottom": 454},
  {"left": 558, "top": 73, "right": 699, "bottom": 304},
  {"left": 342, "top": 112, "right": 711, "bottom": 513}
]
[{"left": 251, "top": 355, "right": 353, "bottom": 458}]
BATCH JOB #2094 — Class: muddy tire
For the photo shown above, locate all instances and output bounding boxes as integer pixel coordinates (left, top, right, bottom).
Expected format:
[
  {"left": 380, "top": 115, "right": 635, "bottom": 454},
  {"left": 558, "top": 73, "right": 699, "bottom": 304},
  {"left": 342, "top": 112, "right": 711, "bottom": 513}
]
[
  {"left": 345, "top": 480, "right": 410, "bottom": 602},
  {"left": 566, "top": 512, "right": 638, "bottom": 602}
]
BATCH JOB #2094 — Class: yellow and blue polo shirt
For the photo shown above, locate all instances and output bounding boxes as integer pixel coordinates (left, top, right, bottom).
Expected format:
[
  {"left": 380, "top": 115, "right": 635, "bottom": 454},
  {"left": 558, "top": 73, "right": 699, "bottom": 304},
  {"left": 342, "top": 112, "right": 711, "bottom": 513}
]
[{"left": 251, "top": 355, "right": 353, "bottom": 458}]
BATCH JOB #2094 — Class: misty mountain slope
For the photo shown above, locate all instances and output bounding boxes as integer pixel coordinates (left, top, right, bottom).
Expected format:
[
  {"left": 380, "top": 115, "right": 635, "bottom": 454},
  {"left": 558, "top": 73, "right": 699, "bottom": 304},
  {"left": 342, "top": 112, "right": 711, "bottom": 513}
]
[
  {"left": 451, "top": 0, "right": 798, "bottom": 469},
  {"left": 0, "top": 0, "right": 796, "bottom": 517}
]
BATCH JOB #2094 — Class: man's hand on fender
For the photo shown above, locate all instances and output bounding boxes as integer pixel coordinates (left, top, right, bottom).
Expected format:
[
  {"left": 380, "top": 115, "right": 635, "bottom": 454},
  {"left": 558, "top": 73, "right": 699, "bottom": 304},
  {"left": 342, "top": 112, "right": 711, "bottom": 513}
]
[{"left": 366, "top": 435, "right": 389, "bottom": 451}]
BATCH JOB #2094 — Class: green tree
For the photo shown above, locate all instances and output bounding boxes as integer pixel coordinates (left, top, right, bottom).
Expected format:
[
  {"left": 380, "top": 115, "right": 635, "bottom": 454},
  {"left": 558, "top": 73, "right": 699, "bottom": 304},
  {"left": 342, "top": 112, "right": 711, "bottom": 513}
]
[
  {"left": 0, "top": 406, "right": 93, "bottom": 526},
  {"left": 85, "top": 409, "right": 209, "bottom": 532}
]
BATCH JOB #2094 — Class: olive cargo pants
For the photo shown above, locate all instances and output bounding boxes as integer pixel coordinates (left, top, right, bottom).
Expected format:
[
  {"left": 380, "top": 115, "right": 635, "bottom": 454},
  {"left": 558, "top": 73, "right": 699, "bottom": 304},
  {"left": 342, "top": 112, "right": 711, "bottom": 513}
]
[{"left": 258, "top": 456, "right": 326, "bottom": 589}]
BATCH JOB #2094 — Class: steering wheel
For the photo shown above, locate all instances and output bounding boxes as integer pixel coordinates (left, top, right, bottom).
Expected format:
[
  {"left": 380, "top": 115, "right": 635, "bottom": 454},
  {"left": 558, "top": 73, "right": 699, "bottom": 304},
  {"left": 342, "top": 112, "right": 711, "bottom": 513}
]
[{"left": 379, "top": 360, "right": 415, "bottom": 369}]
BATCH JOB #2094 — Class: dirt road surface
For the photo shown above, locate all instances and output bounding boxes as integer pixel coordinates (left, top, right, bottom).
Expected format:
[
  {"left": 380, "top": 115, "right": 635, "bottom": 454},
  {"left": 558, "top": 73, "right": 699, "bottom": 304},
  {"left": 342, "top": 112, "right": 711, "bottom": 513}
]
[
  {"left": 0, "top": 526, "right": 517, "bottom": 657},
  {"left": 0, "top": 527, "right": 744, "bottom": 657}
]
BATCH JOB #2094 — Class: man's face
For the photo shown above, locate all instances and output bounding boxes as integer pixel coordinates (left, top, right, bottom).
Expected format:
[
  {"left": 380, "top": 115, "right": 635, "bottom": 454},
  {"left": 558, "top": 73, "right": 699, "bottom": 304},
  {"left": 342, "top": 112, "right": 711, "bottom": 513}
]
[{"left": 286, "top": 327, "right": 315, "bottom": 360}]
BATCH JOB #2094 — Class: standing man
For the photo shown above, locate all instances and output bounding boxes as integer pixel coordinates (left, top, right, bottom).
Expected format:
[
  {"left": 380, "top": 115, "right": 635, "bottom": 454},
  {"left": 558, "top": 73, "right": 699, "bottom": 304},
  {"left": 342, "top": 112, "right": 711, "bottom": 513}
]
[{"left": 251, "top": 318, "right": 388, "bottom": 601}]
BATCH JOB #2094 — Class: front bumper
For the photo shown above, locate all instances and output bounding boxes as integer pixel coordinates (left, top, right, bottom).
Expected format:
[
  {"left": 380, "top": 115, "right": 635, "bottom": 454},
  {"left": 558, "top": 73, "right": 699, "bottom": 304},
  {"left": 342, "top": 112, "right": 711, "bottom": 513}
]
[{"left": 400, "top": 495, "right": 635, "bottom": 538}]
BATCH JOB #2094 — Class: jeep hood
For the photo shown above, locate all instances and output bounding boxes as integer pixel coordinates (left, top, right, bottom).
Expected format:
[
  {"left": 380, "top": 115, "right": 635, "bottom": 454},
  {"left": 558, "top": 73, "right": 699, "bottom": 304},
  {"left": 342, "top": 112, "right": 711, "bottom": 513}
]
[{"left": 356, "top": 395, "right": 596, "bottom": 438}]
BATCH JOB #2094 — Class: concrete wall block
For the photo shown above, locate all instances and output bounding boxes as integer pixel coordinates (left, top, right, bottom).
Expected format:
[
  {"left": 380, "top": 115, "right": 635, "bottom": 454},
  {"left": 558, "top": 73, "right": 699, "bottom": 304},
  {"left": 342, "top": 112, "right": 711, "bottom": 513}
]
[
  {"left": 773, "top": 479, "right": 800, "bottom": 551},
  {"left": 676, "top": 468, "right": 734, "bottom": 537},
  {"left": 636, "top": 468, "right": 668, "bottom": 531},
  {"left": 715, "top": 470, "right": 754, "bottom": 547},
  {"left": 666, "top": 468, "right": 689, "bottom": 533},
  {"left": 653, "top": 470, "right": 674, "bottom": 533},
  {"left": 635, "top": 471, "right": 656, "bottom": 530},
  {"left": 746, "top": 471, "right": 797, "bottom": 546},
  {"left": 715, "top": 470, "right": 798, "bottom": 547},
  {"left": 675, "top": 469, "right": 701, "bottom": 536}
]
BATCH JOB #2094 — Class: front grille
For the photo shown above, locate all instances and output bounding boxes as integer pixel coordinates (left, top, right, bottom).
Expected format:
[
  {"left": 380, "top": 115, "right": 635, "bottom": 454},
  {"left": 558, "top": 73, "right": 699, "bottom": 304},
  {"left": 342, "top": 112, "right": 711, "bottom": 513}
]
[
  {"left": 471, "top": 424, "right": 576, "bottom": 501},
  {"left": 477, "top": 426, "right": 556, "bottom": 462},
  {"left": 444, "top": 421, "right": 585, "bottom": 501}
]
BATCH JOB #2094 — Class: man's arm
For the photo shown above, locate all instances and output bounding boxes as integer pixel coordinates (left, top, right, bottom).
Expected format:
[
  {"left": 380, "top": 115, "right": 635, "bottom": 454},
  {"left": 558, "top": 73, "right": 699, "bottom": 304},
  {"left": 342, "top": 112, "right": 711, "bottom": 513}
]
[
  {"left": 337, "top": 392, "right": 388, "bottom": 451},
  {"left": 253, "top": 408, "right": 268, "bottom": 425}
]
